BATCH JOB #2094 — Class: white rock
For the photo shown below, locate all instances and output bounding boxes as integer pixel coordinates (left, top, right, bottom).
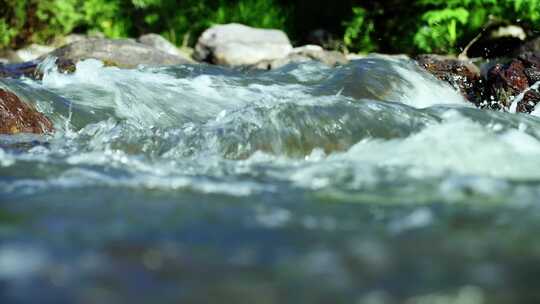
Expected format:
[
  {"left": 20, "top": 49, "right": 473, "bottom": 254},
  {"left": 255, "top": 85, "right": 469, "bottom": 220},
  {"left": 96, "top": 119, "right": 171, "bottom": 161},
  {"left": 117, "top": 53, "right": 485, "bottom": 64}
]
[
  {"left": 11, "top": 44, "right": 54, "bottom": 62},
  {"left": 138, "top": 33, "right": 192, "bottom": 62},
  {"left": 195, "top": 23, "right": 292, "bottom": 66}
]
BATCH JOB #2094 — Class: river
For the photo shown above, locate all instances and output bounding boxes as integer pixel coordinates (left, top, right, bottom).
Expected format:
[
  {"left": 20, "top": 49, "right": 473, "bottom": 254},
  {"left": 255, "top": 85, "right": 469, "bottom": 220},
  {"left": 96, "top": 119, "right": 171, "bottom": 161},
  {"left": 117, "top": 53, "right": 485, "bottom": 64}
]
[{"left": 1, "top": 56, "right": 540, "bottom": 303}]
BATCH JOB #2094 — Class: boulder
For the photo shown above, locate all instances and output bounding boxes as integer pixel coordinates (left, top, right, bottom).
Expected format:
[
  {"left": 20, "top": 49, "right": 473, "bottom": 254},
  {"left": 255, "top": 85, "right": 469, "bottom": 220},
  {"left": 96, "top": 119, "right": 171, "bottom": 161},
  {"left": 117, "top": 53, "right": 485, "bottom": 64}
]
[
  {"left": 194, "top": 23, "right": 293, "bottom": 66},
  {"left": 45, "top": 38, "right": 192, "bottom": 69},
  {"left": 415, "top": 54, "right": 482, "bottom": 104},
  {"left": 253, "top": 45, "right": 348, "bottom": 69},
  {"left": 0, "top": 88, "right": 53, "bottom": 134},
  {"left": 137, "top": 33, "right": 193, "bottom": 62}
]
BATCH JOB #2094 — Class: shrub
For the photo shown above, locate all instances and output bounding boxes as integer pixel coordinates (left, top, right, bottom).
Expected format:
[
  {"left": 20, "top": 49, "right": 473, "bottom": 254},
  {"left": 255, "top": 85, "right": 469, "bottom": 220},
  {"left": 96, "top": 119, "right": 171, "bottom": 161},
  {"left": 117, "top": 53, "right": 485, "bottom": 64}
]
[
  {"left": 342, "top": 0, "right": 540, "bottom": 54},
  {"left": 413, "top": 0, "right": 540, "bottom": 53},
  {"left": 0, "top": 0, "right": 289, "bottom": 49},
  {"left": 342, "top": 7, "right": 376, "bottom": 53}
]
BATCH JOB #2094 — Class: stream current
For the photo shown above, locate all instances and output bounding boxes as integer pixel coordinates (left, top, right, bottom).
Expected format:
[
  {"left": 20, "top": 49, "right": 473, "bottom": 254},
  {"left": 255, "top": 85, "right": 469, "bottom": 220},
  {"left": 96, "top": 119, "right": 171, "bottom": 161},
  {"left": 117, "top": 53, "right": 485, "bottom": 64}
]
[{"left": 1, "top": 57, "right": 540, "bottom": 303}]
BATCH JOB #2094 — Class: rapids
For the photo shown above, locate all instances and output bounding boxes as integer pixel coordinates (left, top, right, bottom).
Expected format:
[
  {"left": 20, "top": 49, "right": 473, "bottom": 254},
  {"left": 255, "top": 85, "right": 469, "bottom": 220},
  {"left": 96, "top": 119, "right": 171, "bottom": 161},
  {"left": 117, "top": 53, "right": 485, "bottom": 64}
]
[{"left": 2, "top": 56, "right": 540, "bottom": 303}]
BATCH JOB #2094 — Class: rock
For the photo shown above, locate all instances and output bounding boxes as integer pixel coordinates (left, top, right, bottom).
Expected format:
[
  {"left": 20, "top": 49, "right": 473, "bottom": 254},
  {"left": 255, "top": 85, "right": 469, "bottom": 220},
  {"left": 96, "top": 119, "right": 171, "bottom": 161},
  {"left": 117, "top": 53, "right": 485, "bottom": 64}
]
[
  {"left": 516, "top": 90, "right": 540, "bottom": 113},
  {"left": 45, "top": 38, "right": 192, "bottom": 69},
  {"left": 516, "top": 52, "right": 540, "bottom": 83},
  {"left": 290, "top": 45, "right": 348, "bottom": 66},
  {"left": 14, "top": 44, "right": 55, "bottom": 62},
  {"left": 194, "top": 23, "right": 293, "bottom": 66},
  {"left": 253, "top": 45, "right": 348, "bottom": 69},
  {"left": 51, "top": 34, "right": 91, "bottom": 48},
  {"left": 484, "top": 59, "right": 529, "bottom": 109},
  {"left": 0, "top": 61, "right": 40, "bottom": 79},
  {"left": 465, "top": 24, "right": 526, "bottom": 58},
  {"left": 415, "top": 54, "right": 482, "bottom": 104},
  {"left": 0, "top": 88, "right": 53, "bottom": 134},
  {"left": 137, "top": 33, "right": 193, "bottom": 62},
  {"left": 346, "top": 53, "right": 367, "bottom": 61},
  {"left": 0, "top": 44, "right": 55, "bottom": 63}
]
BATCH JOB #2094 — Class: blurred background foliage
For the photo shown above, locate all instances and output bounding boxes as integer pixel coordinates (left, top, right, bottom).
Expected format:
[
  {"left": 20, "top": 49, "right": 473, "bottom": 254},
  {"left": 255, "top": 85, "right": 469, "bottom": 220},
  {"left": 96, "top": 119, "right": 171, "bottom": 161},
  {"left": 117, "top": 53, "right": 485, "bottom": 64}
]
[{"left": 0, "top": 0, "right": 539, "bottom": 54}]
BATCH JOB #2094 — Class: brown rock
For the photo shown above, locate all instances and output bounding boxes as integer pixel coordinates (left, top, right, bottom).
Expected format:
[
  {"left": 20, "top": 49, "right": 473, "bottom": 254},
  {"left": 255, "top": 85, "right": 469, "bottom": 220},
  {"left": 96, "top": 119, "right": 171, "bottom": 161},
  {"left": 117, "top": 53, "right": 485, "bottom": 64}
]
[
  {"left": 484, "top": 59, "right": 529, "bottom": 109},
  {"left": 516, "top": 90, "right": 540, "bottom": 113},
  {"left": 415, "top": 54, "right": 481, "bottom": 104},
  {"left": 516, "top": 52, "right": 540, "bottom": 84},
  {"left": 0, "top": 88, "right": 53, "bottom": 134}
]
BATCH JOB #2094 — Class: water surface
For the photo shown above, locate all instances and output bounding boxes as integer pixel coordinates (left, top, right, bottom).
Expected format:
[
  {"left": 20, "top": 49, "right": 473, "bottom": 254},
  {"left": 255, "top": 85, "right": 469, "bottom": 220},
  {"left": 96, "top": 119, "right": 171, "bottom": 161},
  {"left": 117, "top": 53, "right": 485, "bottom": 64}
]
[{"left": 1, "top": 57, "right": 540, "bottom": 303}]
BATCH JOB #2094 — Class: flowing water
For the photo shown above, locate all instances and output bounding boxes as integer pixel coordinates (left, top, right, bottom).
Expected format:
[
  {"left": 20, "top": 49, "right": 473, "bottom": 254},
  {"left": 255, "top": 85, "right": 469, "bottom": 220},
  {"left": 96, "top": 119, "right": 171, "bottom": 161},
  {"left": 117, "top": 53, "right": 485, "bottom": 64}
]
[{"left": 2, "top": 56, "right": 540, "bottom": 303}]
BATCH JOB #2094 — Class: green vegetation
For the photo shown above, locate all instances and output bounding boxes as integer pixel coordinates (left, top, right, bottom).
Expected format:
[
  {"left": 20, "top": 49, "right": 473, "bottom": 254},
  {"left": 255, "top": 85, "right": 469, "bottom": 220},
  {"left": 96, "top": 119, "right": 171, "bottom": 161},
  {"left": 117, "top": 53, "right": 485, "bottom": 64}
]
[
  {"left": 1, "top": 0, "right": 540, "bottom": 54},
  {"left": 0, "top": 0, "right": 288, "bottom": 48},
  {"left": 343, "top": 0, "right": 540, "bottom": 54},
  {"left": 413, "top": 0, "right": 540, "bottom": 53}
]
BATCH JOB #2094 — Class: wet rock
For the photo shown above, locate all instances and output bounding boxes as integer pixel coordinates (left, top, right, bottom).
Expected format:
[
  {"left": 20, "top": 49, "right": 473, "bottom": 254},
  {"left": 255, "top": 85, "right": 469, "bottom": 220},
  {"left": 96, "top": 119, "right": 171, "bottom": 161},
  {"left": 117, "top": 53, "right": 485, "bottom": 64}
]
[
  {"left": 0, "top": 61, "right": 40, "bottom": 79},
  {"left": 516, "top": 90, "right": 540, "bottom": 113},
  {"left": 0, "top": 88, "right": 53, "bottom": 134},
  {"left": 194, "top": 23, "right": 293, "bottom": 66},
  {"left": 415, "top": 54, "right": 482, "bottom": 104},
  {"left": 484, "top": 59, "right": 529, "bottom": 109},
  {"left": 137, "top": 33, "right": 193, "bottom": 62},
  {"left": 253, "top": 45, "right": 348, "bottom": 69},
  {"left": 516, "top": 52, "right": 540, "bottom": 83},
  {"left": 46, "top": 38, "right": 192, "bottom": 69}
]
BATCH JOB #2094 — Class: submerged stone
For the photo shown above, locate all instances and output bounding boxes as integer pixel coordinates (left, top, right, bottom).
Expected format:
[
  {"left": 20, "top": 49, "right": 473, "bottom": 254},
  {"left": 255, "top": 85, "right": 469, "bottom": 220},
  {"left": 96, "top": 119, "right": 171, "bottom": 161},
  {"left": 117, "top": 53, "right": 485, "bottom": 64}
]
[{"left": 0, "top": 88, "right": 53, "bottom": 135}]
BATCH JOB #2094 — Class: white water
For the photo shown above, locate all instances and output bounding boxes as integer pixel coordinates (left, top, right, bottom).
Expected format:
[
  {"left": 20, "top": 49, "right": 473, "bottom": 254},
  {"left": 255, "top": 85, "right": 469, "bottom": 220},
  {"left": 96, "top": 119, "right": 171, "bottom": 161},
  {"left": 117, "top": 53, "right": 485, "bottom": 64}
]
[
  {"left": 1, "top": 56, "right": 539, "bottom": 201},
  {"left": 3, "top": 56, "right": 540, "bottom": 304}
]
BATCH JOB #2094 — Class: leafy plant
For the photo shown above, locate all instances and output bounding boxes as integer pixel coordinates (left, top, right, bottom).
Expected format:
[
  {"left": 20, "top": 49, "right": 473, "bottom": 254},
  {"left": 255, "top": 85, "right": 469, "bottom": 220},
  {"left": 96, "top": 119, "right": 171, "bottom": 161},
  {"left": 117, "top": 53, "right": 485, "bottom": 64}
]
[
  {"left": 414, "top": 7, "right": 469, "bottom": 53},
  {"left": 413, "top": 0, "right": 540, "bottom": 53},
  {"left": 342, "top": 7, "right": 376, "bottom": 53}
]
